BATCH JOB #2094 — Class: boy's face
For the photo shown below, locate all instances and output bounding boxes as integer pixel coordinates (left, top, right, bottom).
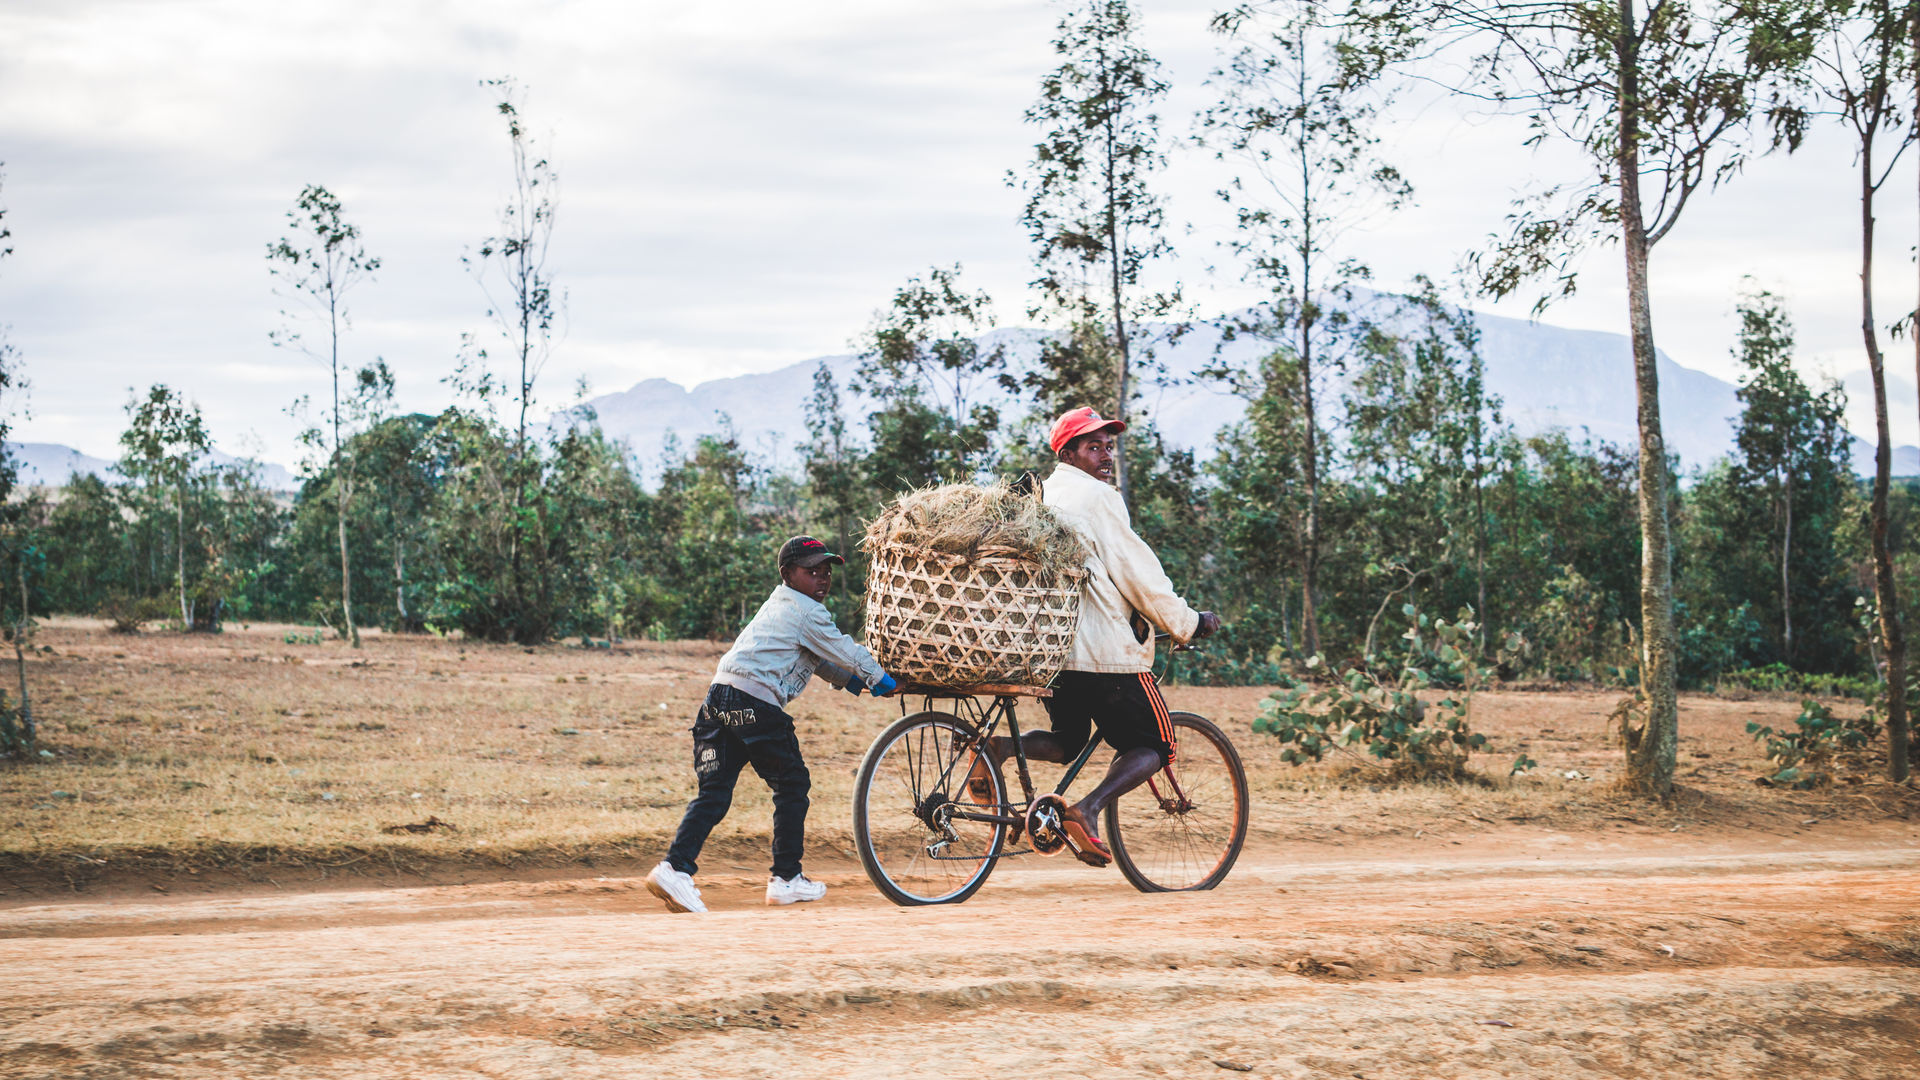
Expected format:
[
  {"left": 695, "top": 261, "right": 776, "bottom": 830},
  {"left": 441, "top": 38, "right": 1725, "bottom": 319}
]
[{"left": 782, "top": 561, "right": 833, "bottom": 601}]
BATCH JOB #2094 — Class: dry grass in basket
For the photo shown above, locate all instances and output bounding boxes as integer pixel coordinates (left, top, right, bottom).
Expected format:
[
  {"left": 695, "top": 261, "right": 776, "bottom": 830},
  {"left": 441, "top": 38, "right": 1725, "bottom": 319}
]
[{"left": 861, "top": 481, "right": 1088, "bottom": 581}]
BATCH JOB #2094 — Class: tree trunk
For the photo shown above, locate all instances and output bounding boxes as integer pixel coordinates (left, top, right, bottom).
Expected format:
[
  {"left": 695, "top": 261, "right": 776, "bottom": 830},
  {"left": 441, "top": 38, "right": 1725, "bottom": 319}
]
[
  {"left": 15, "top": 554, "right": 32, "bottom": 752},
  {"left": 1296, "top": 110, "right": 1322, "bottom": 658},
  {"left": 1862, "top": 138, "right": 1911, "bottom": 782},
  {"left": 338, "top": 475, "right": 357, "bottom": 647},
  {"left": 175, "top": 485, "right": 189, "bottom": 630},
  {"left": 1906, "top": 0, "right": 1920, "bottom": 780},
  {"left": 1473, "top": 382, "right": 1488, "bottom": 652},
  {"left": 331, "top": 294, "right": 359, "bottom": 649},
  {"left": 1780, "top": 470, "right": 1793, "bottom": 662},
  {"left": 1105, "top": 111, "right": 1132, "bottom": 506},
  {"left": 1475, "top": 493, "right": 1488, "bottom": 648},
  {"left": 1299, "top": 322, "right": 1322, "bottom": 658},
  {"left": 394, "top": 536, "right": 409, "bottom": 629},
  {"left": 1278, "top": 587, "right": 1294, "bottom": 656},
  {"left": 1615, "top": 6, "right": 1678, "bottom": 798}
]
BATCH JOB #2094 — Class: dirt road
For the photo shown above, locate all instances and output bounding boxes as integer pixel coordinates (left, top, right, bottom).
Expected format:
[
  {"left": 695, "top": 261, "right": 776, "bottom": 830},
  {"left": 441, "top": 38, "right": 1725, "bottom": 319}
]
[{"left": 5, "top": 828, "right": 1918, "bottom": 1079}]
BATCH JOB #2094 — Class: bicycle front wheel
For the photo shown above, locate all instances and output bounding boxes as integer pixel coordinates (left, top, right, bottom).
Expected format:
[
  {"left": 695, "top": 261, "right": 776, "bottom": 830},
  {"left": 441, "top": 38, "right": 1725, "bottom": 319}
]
[
  {"left": 1106, "top": 712, "right": 1248, "bottom": 892},
  {"left": 853, "top": 710, "right": 1007, "bottom": 906}
]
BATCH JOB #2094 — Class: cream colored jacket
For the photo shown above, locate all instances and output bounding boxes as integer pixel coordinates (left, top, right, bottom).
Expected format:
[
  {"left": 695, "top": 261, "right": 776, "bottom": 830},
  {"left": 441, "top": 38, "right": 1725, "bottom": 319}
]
[{"left": 1044, "top": 462, "right": 1202, "bottom": 674}]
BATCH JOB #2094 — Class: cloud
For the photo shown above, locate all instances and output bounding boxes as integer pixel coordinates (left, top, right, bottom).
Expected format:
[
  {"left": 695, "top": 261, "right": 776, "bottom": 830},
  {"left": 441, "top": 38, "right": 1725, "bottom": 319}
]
[{"left": 0, "top": 0, "right": 1913, "bottom": 469}]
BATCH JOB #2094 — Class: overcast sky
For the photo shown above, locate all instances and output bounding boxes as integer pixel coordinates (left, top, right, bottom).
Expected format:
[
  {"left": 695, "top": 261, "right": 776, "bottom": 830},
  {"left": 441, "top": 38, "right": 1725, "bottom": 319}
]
[{"left": 2, "top": 0, "right": 1916, "bottom": 469}]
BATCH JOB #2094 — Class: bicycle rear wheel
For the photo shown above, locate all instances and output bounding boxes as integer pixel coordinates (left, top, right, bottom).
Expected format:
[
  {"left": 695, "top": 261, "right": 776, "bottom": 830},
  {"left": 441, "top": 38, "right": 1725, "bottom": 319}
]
[
  {"left": 1106, "top": 712, "right": 1248, "bottom": 892},
  {"left": 853, "top": 710, "right": 1007, "bottom": 906}
]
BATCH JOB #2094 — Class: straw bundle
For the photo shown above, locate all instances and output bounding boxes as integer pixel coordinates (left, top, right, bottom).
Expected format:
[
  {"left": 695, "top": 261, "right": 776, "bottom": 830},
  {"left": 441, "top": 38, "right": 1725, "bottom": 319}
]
[
  {"left": 862, "top": 482, "right": 1088, "bottom": 586},
  {"left": 862, "top": 482, "right": 1089, "bottom": 690}
]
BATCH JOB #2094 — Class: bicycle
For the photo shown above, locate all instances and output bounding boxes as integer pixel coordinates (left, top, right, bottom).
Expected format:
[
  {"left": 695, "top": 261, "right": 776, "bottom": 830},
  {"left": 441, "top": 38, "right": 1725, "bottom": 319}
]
[{"left": 851, "top": 670, "right": 1249, "bottom": 906}]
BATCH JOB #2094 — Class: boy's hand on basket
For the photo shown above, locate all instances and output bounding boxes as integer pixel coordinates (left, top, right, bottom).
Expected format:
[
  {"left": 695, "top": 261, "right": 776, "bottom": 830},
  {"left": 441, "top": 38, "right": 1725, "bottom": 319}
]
[{"left": 872, "top": 674, "right": 900, "bottom": 697}]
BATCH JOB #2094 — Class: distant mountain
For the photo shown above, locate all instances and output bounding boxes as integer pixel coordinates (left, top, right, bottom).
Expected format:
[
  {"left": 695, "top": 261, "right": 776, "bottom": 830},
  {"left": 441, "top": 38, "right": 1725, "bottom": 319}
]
[
  {"left": 567, "top": 301, "right": 1920, "bottom": 482},
  {"left": 8, "top": 443, "right": 118, "bottom": 490},
  {"left": 17, "top": 298, "right": 1913, "bottom": 496},
  {"left": 6, "top": 442, "right": 297, "bottom": 492}
]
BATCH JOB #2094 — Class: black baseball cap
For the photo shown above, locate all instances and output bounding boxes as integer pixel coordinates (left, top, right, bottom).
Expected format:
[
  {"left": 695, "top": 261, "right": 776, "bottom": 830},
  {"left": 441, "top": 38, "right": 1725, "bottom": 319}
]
[{"left": 778, "top": 535, "right": 845, "bottom": 569}]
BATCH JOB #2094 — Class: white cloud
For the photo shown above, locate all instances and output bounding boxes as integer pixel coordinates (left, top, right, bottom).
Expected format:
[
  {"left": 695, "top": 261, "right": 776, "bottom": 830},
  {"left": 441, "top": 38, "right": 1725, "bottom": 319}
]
[{"left": 0, "top": 0, "right": 1914, "bottom": 466}]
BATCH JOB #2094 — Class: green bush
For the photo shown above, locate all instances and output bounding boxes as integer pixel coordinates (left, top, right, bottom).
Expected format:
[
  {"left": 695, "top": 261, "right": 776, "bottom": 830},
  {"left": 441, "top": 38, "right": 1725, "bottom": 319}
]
[
  {"left": 1515, "top": 565, "right": 1636, "bottom": 684},
  {"left": 97, "top": 592, "right": 173, "bottom": 634},
  {"left": 1747, "top": 700, "right": 1879, "bottom": 789},
  {"left": 1253, "top": 606, "right": 1517, "bottom": 781},
  {"left": 1718, "top": 662, "right": 1876, "bottom": 701}
]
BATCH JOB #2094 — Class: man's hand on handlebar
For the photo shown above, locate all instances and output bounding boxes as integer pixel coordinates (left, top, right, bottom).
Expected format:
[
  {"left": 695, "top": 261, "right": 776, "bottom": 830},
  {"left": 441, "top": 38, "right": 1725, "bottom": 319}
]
[{"left": 1193, "top": 612, "right": 1221, "bottom": 641}]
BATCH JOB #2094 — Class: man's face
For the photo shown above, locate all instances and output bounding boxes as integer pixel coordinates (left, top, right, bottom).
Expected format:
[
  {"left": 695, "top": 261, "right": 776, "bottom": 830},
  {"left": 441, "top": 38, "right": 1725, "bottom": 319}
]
[
  {"left": 783, "top": 561, "right": 834, "bottom": 601},
  {"left": 1061, "top": 429, "right": 1119, "bottom": 484}
]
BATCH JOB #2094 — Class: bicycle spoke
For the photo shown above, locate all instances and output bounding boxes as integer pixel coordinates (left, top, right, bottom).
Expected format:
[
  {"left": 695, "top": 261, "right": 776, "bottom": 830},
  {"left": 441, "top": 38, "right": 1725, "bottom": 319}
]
[
  {"left": 855, "top": 712, "right": 1005, "bottom": 905},
  {"left": 1108, "top": 714, "right": 1248, "bottom": 892}
]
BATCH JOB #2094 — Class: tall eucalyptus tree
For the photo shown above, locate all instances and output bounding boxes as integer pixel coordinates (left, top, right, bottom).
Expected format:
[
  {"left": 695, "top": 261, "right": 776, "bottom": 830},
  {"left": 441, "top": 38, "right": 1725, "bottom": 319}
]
[
  {"left": 269, "top": 184, "right": 381, "bottom": 647},
  {"left": 463, "top": 77, "right": 563, "bottom": 633},
  {"left": 1373, "top": 0, "right": 1805, "bottom": 796},
  {"left": 1015, "top": 0, "right": 1179, "bottom": 503},
  {"left": 1203, "top": 0, "right": 1414, "bottom": 655},
  {"left": 1794, "top": 0, "right": 1913, "bottom": 779}
]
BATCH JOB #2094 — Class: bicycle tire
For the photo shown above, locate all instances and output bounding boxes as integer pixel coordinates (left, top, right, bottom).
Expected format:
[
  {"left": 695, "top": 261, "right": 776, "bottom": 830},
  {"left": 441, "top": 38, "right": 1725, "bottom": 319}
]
[
  {"left": 1105, "top": 712, "right": 1248, "bottom": 893},
  {"left": 853, "top": 710, "right": 1008, "bottom": 906}
]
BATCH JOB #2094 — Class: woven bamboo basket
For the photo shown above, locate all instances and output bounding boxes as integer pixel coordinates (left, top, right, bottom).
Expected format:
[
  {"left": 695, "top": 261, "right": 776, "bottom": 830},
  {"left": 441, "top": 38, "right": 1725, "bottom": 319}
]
[{"left": 864, "top": 542, "right": 1086, "bottom": 690}]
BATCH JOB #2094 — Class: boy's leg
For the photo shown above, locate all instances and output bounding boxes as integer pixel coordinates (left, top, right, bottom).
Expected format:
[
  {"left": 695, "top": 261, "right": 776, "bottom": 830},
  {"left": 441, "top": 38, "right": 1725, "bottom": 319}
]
[
  {"left": 663, "top": 706, "right": 749, "bottom": 876},
  {"left": 742, "top": 719, "right": 811, "bottom": 880}
]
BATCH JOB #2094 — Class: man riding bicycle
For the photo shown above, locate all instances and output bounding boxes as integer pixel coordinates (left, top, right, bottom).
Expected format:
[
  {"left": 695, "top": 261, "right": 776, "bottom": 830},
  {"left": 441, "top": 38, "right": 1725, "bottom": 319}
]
[{"left": 969, "top": 407, "right": 1221, "bottom": 866}]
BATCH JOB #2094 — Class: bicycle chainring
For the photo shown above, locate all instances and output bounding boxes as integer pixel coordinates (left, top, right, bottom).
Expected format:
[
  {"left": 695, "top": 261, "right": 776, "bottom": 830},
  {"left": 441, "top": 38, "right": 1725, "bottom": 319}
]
[{"left": 1025, "top": 792, "right": 1069, "bottom": 857}]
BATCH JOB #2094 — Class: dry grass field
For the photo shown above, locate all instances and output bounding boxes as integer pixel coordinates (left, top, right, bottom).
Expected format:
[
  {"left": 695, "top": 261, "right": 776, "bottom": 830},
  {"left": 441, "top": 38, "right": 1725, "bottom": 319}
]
[
  {"left": 6, "top": 621, "right": 1920, "bottom": 1079},
  {"left": 2, "top": 618, "right": 1912, "bottom": 895}
]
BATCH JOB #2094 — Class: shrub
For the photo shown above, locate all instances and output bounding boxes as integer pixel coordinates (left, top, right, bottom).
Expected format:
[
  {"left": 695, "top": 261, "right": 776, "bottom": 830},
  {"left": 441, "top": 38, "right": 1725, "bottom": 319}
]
[
  {"left": 1517, "top": 565, "right": 1636, "bottom": 684},
  {"left": 1718, "top": 663, "right": 1876, "bottom": 701},
  {"left": 97, "top": 592, "right": 172, "bottom": 634},
  {"left": 1747, "top": 699, "right": 1879, "bottom": 789},
  {"left": 1253, "top": 606, "right": 1519, "bottom": 781}
]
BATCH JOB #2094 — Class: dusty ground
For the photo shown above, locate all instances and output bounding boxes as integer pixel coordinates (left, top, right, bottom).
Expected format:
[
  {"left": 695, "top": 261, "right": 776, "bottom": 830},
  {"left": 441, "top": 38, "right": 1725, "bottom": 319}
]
[
  {"left": 3, "top": 622, "right": 1918, "bottom": 1077},
  {"left": 3, "top": 834, "right": 1917, "bottom": 1079}
]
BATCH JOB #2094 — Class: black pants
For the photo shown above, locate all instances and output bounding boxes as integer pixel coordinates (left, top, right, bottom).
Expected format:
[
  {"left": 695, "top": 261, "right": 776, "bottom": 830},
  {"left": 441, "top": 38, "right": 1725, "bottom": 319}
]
[
  {"left": 665, "top": 684, "right": 812, "bottom": 879},
  {"left": 1044, "top": 669, "right": 1178, "bottom": 763}
]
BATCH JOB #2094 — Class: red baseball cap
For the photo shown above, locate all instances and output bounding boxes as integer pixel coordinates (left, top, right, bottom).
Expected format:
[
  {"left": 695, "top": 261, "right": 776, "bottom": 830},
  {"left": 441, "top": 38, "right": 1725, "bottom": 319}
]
[{"left": 1048, "top": 406, "right": 1127, "bottom": 453}]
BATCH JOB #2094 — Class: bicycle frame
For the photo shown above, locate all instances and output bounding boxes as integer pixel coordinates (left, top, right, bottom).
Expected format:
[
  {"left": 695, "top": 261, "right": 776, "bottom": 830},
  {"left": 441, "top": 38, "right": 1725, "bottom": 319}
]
[
  {"left": 859, "top": 670, "right": 1247, "bottom": 899},
  {"left": 900, "top": 692, "right": 1105, "bottom": 851}
]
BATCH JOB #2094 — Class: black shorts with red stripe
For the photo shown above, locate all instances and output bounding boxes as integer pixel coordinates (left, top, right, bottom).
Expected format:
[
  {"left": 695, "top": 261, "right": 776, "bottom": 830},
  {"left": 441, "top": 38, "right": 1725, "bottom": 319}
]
[{"left": 1042, "top": 670, "right": 1177, "bottom": 764}]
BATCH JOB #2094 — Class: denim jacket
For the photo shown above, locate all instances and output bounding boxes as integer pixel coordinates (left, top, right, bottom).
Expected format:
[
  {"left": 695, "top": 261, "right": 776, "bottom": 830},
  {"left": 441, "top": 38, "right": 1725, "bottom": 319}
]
[{"left": 710, "top": 585, "right": 889, "bottom": 708}]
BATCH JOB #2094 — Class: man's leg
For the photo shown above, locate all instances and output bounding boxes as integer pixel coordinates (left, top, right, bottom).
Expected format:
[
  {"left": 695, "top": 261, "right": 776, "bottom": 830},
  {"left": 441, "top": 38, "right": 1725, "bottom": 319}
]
[
  {"left": 1069, "top": 747, "right": 1167, "bottom": 841},
  {"left": 968, "top": 678, "right": 1091, "bottom": 803},
  {"left": 988, "top": 670, "right": 1094, "bottom": 764},
  {"left": 1069, "top": 671, "right": 1177, "bottom": 841},
  {"left": 985, "top": 728, "right": 1077, "bottom": 764}
]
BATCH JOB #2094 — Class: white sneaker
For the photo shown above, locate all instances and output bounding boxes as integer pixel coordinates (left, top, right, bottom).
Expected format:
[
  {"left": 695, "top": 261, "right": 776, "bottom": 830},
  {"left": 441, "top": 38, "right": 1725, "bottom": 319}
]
[
  {"left": 765, "top": 872, "right": 827, "bottom": 906},
  {"left": 645, "top": 861, "right": 707, "bottom": 913}
]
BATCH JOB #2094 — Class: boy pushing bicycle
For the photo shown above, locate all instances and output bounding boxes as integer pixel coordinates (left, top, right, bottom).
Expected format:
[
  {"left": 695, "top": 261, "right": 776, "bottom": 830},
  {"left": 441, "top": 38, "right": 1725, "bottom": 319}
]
[{"left": 645, "top": 536, "right": 899, "bottom": 913}]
